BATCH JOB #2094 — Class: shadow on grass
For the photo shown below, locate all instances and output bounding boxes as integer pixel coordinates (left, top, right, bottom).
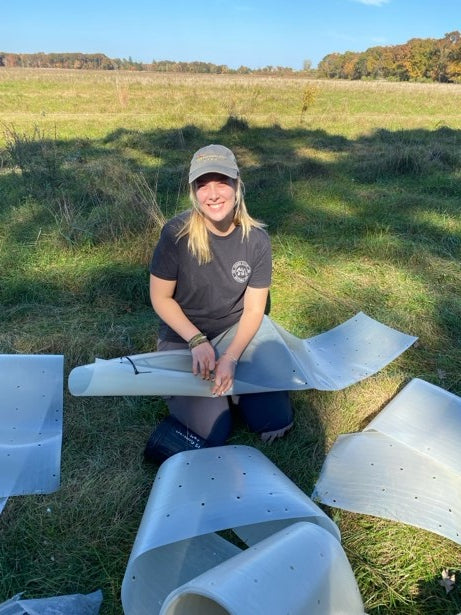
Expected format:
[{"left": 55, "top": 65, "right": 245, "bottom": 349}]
[
  {"left": 2, "top": 120, "right": 459, "bottom": 251},
  {"left": 413, "top": 573, "right": 461, "bottom": 615},
  {"left": 0, "top": 118, "right": 460, "bottom": 612},
  {"left": 365, "top": 572, "right": 461, "bottom": 615},
  {"left": 1, "top": 114, "right": 459, "bottom": 440},
  {"left": 2, "top": 119, "right": 459, "bottom": 250},
  {"left": 1, "top": 117, "right": 459, "bottom": 408}
]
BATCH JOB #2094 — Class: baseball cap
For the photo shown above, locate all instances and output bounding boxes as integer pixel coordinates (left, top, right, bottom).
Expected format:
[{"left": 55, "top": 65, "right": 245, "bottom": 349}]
[{"left": 189, "top": 144, "right": 239, "bottom": 183}]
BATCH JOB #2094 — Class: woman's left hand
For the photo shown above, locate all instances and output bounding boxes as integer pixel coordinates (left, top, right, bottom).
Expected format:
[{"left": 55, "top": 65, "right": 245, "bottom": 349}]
[{"left": 211, "top": 355, "right": 237, "bottom": 396}]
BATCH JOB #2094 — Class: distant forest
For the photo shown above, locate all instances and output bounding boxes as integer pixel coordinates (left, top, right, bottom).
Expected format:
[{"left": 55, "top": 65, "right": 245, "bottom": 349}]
[
  {"left": 318, "top": 31, "right": 461, "bottom": 83},
  {"left": 1, "top": 31, "right": 460, "bottom": 82}
]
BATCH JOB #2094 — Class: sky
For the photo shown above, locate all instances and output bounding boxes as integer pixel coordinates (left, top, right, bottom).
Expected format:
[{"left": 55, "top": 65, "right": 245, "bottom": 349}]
[{"left": 1, "top": 0, "right": 459, "bottom": 70}]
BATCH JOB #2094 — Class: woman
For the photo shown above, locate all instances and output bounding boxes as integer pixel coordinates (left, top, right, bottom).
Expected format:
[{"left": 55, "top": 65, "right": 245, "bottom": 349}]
[{"left": 145, "top": 144, "right": 293, "bottom": 463}]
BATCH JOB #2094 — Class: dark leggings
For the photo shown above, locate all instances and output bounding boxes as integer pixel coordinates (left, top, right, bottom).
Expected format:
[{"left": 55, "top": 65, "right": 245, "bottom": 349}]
[{"left": 157, "top": 340, "right": 293, "bottom": 444}]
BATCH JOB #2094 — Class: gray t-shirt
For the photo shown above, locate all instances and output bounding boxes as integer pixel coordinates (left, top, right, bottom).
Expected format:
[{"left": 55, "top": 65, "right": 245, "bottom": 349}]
[{"left": 150, "top": 212, "right": 272, "bottom": 342}]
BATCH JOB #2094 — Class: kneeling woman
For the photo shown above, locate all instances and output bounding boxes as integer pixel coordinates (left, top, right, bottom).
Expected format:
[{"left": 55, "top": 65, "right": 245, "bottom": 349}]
[{"left": 145, "top": 144, "right": 293, "bottom": 463}]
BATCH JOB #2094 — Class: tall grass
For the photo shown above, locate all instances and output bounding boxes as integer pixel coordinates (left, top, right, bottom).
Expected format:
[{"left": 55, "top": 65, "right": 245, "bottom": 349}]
[{"left": 0, "top": 69, "right": 460, "bottom": 614}]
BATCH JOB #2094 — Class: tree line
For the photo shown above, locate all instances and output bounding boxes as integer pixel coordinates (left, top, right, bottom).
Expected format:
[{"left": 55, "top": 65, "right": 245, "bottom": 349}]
[
  {"left": 317, "top": 31, "right": 461, "bottom": 83},
  {"left": 1, "top": 31, "right": 460, "bottom": 82},
  {"left": 0, "top": 52, "right": 296, "bottom": 75}
]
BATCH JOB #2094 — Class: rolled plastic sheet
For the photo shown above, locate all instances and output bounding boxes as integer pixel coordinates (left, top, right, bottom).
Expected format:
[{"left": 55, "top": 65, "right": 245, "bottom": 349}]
[
  {"left": 312, "top": 379, "right": 461, "bottom": 545},
  {"left": 0, "top": 590, "right": 103, "bottom": 614},
  {"left": 159, "top": 522, "right": 365, "bottom": 615},
  {"left": 121, "top": 445, "right": 364, "bottom": 615},
  {"left": 69, "top": 312, "right": 417, "bottom": 397},
  {"left": 0, "top": 354, "right": 64, "bottom": 501}
]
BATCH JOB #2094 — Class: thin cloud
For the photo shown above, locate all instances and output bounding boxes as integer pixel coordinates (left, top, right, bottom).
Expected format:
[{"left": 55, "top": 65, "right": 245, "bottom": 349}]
[{"left": 350, "top": 0, "right": 390, "bottom": 6}]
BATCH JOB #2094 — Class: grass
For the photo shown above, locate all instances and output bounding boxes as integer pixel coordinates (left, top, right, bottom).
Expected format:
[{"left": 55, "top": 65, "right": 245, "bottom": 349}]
[{"left": 0, "top": 68, "right": 460, "bottom": 614}]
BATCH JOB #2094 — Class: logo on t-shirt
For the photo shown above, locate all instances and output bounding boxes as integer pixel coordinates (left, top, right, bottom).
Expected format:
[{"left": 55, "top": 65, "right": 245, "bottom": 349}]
[{"left": 232, "top": 260, "right": 251, "bottom": 283}]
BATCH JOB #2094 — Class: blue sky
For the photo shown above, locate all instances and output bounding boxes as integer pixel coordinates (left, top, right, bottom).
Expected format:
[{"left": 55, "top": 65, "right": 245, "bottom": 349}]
[{"left": 2, "top": 0, "right": 459, "bottom": 69}]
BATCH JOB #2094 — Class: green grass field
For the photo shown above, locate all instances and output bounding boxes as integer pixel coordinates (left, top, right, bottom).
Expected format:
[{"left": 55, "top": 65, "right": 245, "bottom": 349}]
[{"left": 0, "top": 68, "right": 460, "bottom": 614}]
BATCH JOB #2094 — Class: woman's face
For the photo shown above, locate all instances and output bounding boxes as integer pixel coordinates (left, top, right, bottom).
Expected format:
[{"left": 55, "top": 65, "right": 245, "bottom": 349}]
[{"left": 195, "top": 173, "right": 237, "bottom": 234}]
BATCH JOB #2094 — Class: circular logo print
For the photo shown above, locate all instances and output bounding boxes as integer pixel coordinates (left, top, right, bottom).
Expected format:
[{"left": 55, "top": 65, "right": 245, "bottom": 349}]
[{"left": 232, "top": 260, "right": 251, "bottom": 283}]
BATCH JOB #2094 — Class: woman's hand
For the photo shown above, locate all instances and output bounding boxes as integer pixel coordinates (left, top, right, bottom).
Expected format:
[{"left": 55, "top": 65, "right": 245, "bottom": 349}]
[
  {"left": 211, "top": 354, "right": 237, "bottom": 396},
  {"left": 191, "top": 341, "right": 216, "bottom": 380}
]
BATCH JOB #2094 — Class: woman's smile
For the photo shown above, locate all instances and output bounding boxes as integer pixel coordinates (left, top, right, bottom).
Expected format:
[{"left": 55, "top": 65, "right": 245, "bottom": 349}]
[{"left": 195, "top": 172, "right": 237, "bottom": 234}]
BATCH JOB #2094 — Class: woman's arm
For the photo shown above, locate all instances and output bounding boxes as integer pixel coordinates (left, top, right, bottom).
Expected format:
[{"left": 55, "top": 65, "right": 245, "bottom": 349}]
[
  {"left": 212, "top": 286, "right": 269, "bottom": 396},
  {"left": 150, "top": 274, "right": 199, "bottom": 342},
  {"left": 150, "top": 274, "right": 216, "bottom": 379}
]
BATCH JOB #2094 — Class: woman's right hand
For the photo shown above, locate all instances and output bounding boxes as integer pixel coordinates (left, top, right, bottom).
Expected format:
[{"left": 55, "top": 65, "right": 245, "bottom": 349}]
[{"left": 191, "top": 342, "right": 216, "bottom": 380}]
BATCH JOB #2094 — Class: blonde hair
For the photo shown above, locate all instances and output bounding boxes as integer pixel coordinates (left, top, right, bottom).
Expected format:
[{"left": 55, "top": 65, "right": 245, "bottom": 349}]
[{"left": 176, "top": 177, "right": 265, "bottom": 265}]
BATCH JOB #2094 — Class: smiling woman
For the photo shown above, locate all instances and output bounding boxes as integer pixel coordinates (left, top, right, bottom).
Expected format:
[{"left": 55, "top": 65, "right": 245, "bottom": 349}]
[
  {"left": 195, "top": 173, "right": 237, "bottom": 234},
  {"left": 145, "top": 144, "right": 293, "bottom": 462}
]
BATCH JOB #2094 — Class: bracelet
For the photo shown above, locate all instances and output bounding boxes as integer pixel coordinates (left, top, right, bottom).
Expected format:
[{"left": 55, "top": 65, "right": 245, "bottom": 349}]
[
  {"left": 221, "top": 352, "right": 239, "bottom": 366},
  {"left": 188, "top": 332, "right": 208, "bottom": 350}
]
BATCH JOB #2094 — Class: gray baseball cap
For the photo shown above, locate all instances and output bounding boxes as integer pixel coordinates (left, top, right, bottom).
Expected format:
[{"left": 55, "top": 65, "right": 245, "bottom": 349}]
[{"left": 189, "top": 144, "right": 239, "bottom": 183}]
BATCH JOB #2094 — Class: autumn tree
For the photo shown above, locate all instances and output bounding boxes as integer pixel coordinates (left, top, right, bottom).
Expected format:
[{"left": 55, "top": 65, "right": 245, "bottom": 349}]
[{"left": 317, "top": 31, "right": 461, "bottom": 83}]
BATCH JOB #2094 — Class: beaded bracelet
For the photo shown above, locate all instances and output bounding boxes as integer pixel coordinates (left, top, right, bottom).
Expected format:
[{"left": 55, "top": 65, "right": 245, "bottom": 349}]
[{"left": 188, "top": 332, "right": 208, "bottom": 350}]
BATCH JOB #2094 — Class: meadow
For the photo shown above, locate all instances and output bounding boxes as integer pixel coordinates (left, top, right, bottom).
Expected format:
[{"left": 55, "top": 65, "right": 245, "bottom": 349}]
[{"left": 0, "top": 68, "right": 460, "bottom": 614}]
